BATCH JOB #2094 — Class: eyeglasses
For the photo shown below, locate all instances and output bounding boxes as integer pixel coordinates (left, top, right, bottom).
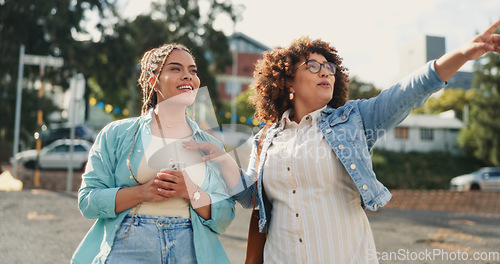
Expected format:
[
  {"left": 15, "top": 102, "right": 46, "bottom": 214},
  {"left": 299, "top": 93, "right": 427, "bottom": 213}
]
[{"left": 299, "top": 60, "right": 336, "bottom": 75}]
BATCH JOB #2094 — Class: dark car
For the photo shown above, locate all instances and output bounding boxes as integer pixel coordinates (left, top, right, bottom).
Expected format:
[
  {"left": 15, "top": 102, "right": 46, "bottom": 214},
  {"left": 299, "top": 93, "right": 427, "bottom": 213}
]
[
  {"left": 41, "top": 124, "right": 97, "bottom": 146},
  {"left": 449, "top": 167, "right": 500, "bottom": 191}
]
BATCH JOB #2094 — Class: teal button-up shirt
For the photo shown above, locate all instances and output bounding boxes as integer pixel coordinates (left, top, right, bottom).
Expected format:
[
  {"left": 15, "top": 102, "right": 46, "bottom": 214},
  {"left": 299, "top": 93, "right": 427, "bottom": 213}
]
[{"left": 72, "top": 110, "right": 235, "bottom": 264}]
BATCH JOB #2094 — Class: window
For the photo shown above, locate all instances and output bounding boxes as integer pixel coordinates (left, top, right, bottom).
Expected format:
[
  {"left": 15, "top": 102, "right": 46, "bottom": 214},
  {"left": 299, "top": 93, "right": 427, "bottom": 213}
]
[
  {"left": 420, "top": 128, "right": 434, "bottom": 141},
  {"left": 50, "top": 145, "right": 69, "bottom": 153},
  {"left": 395, "top": 127, "right": 408, "bottom": 139},
  {"left": 74, "top": 145, "right": 87, "bottom": 152},
  {"left": 489, "top": 172, "right": 500, "bottom": 178}
]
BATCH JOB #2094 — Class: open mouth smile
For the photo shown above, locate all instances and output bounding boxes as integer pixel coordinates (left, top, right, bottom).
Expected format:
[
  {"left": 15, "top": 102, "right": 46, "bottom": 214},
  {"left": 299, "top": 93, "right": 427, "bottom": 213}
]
[{"left": 177, "top": 85, "right": 194, "bottom": 91}]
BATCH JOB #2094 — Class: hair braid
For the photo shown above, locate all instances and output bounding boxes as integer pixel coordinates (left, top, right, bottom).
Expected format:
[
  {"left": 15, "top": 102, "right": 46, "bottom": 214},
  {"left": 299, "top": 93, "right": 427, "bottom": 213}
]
[{"left": 138, "top": 43, "right": 194, "bottom": 115}]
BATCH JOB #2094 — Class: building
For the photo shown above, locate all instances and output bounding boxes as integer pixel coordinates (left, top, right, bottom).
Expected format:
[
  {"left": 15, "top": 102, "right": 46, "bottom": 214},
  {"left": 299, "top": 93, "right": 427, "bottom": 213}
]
[
  {"left": 374, "top": 112, "right": 464, "bottom": 154},
  {"left": 216, "top": 32, "right": 270, "bottom": 101},
  {"left": 398, "top": 35, "right": 445, "bottom": 78},
  {"left": 397, "top": 35, "right": 473, "bottom": 89}
]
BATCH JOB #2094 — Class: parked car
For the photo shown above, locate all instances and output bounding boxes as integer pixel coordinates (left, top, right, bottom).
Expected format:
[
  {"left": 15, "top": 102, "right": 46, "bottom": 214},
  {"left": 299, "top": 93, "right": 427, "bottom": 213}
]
[
  {"left": 41, "top": 124, "right": 97, "bottom": 146},
  {"left": 449, "top": 167, "right": 500, "bottom": 191},
  {"left": 11, "top": 139, "right": 92, "bottom": 171}
]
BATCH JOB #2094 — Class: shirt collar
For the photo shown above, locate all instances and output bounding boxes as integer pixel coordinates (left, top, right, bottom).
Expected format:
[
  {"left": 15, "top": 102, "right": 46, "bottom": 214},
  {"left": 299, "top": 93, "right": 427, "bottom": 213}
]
[{"left": 280, "top": 106, "right": 327, "bottom": 129}]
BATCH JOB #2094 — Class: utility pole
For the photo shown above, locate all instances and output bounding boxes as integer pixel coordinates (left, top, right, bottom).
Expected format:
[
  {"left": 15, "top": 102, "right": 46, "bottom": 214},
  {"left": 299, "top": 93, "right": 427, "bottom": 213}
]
[
  {"left": 12, "top": 45, "right": 25, "bottom": 179},
  {"left": 13, "top": 50, "right": 63, "bottom": 185},
  {"left": 230, "top": 34, "right": 239, "bottom": 132},
  {"left": 34, "top": 65, "right": 45, "bottom": 187}
]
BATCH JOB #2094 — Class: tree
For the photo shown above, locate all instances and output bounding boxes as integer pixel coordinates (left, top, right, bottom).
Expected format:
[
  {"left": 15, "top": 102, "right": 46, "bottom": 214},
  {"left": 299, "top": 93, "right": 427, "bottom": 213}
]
[
  {"left": 348, "top": 77, "right": 381, "bottom": 100},
  {"left": 0, "top": 0, "right": 115, "bottom": 162},
  {"left": 458, "top": 49, "right": 500, "bottom": 166},
  {"left": 412, "top": 88, "right": 480, "bottom": 121},
  {"left": 218, "top": 88, "right": 256, "bottom": 126},
  {"left": 82, "top": 0, "right": 241, "bottom": 119}
]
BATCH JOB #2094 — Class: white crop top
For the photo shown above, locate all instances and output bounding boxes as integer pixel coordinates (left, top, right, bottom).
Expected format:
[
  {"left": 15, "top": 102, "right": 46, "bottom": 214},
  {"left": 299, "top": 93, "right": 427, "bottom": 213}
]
[{"left": 135, "top": 135, "right": 206, "bottom": 217}]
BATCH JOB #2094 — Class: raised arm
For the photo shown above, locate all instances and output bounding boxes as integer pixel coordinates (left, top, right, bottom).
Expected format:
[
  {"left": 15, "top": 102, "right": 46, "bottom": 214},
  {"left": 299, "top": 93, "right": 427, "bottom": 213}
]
[{"left": 435, "top": 19, "right": 500, "bottom": 82}]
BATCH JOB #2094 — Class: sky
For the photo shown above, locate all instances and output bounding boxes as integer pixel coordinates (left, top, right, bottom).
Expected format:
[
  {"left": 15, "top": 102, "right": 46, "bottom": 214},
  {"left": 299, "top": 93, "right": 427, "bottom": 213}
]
[{"left": 119, "top": 0, "right": 500, "bottom": 89}]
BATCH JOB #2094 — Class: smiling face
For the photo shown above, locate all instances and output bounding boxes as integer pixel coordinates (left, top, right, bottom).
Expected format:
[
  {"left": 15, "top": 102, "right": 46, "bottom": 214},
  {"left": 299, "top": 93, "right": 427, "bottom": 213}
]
[
  {"left": 156, "top": 49, "right": 200, "bottom": 106},
  {"left": 290, "top": 53, "right": 336, "bottom": 114}
]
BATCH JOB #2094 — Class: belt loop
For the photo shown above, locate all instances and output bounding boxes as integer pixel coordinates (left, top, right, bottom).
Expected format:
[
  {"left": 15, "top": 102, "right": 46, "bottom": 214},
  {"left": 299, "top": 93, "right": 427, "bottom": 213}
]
[{"left": 132, "top": 214, "right": 140, "bottom": 226}]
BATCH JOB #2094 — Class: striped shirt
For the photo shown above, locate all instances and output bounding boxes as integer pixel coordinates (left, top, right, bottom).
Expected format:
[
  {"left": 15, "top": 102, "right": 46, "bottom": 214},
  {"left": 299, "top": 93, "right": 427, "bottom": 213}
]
[{"left": 262, "top": 107, "right": 378, "bottom": 264}]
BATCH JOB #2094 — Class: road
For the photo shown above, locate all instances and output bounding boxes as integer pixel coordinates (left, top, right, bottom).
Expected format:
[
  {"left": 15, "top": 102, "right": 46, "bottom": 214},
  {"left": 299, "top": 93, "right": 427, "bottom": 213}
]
[{"left": 1, "top": 189, "right": 499, "bottom": 264}]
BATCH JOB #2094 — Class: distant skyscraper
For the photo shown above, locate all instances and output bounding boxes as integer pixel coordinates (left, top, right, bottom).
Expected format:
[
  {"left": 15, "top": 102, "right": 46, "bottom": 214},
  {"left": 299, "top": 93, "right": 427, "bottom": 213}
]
[
  {"left": 399, "top": 35, "right": 445, "bottom": 77},
  {"left": 397, "top": 35, "right": 473, "bottom": 89}
]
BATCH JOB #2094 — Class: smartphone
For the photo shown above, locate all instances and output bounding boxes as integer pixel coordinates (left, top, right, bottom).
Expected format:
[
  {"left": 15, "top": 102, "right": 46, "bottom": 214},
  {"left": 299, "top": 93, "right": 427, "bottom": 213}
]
[{"left": 166, "top": 159, "right": 186, "bottom": 171}]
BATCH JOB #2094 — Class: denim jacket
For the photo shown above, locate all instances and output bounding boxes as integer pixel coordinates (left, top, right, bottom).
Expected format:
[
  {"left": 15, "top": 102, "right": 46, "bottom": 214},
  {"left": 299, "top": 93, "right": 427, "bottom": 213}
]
[
  {"left": 72, "top": 109, "right": 235, "bottom": 264},
  {"left": 231, "top": 60, "right": 445, "bottom": 232}
]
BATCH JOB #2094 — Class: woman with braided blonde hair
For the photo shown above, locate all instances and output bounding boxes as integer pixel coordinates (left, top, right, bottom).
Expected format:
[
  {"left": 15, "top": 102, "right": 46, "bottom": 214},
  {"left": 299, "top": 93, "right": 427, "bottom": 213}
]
[{"left": 72, "top": 43, "right": 235, "bottom": 264}]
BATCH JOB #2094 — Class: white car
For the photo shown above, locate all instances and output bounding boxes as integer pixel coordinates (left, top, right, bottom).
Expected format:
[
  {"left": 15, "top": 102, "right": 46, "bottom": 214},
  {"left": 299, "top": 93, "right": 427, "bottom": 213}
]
[
  {"left": 11, "top": 139, "right": 92, "bottom": 171},
  {"left": 449, "top": 167, "right": 500, "bottom": 191}
]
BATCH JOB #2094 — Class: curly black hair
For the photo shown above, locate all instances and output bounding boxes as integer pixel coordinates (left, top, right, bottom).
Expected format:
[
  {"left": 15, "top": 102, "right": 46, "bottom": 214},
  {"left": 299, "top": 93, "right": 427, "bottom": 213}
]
[{"left": 249, "top": 36, "right": 349, "bottom": 122}]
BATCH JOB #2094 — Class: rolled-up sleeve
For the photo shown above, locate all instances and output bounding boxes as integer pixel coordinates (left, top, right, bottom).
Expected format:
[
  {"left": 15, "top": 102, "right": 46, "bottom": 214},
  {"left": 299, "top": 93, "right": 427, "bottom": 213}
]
[{"left": 197, "top": 194, "right": 235, "bottom": 234}]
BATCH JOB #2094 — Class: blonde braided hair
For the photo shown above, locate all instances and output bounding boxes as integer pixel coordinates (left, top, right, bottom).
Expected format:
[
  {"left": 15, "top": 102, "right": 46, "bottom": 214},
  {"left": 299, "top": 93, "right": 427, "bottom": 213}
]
[{"left": 138, "top": 43, "right": 194, "bottom": 115}]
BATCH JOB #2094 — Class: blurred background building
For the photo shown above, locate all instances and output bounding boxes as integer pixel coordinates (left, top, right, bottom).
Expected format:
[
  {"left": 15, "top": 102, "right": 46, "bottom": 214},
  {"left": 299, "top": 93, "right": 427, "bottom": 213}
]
[
  {"left": 216, "top": 32, "right": 269, "bottom": 101},
  {"left": 396, "top": 35, "right": 473, "bottom": 90}
]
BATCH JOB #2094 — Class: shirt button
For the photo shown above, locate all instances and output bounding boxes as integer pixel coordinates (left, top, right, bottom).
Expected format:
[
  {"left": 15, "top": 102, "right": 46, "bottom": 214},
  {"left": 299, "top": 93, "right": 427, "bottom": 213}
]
[
  {"left": 362, "top": 184, "right": 368, "bottom": 190},
  {"left": 350, "top": 164, "right": 356, "bottom": 170},
  {"left": 338, "top": 144, "right": 344, "bottom": 150},
  {"left": 374, "top": 204, "right": 378, "bottom": 210},
  {"left": 287, "top": 167, "right": 291, "bottom": 171},
  {"left": 299, "top": 238, "right": 303, "bottom": 243},
  {"left": 305, "top": 116, "right": 310, "bottom": 120},
  {"left": 326, "top": 128, "right": 332, "bottom": 133},
  {"left": 292, "top": 190, "right": 296, "bottom": 194},
  {"left": 341, "top": 115, "right": 346, "bottom": 119},
  {"left": 322, "top": 118, "right": 326, "bottom": 122},
  {"left": 129, "top": 175, "right": 133, "bottom": 179},
  {"left": 137, "top": 149, "right": 142, "bottom": 153},
  {"left": 296, "top": 213, "right": 299, "bottom": 217}
]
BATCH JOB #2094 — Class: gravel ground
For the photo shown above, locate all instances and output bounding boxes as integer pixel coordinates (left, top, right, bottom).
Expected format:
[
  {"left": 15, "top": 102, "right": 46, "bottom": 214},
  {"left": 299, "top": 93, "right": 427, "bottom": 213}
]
[{"left": 2, "top": 165, "right": 500, "bottom": 264}]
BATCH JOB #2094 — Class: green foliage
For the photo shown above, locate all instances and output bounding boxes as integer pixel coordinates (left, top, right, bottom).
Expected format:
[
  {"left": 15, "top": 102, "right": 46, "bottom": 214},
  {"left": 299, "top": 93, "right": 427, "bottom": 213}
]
[
  {"left": 458, "top": 50, "right": 500, "bottom": 166},
  {"left": 0, "top": 0, "right": 114, "bottom": 159},
  {"left": 412, "top": 88, "right": 479, "bottom": 121},
  {"left": 372, "top": 150, "right": 484, "bottom": 189},
  {"left": 348, "top": 76, "right": 381, "bottom": 100},
  {"left": 83, "top": 0, "right": 239, "bottom": 118},
  {"left": 0, "top": 1, "right": 240, "bottom": 163},
  {"left": 219, "top": 88, "right": 256, "bottom": 126}
]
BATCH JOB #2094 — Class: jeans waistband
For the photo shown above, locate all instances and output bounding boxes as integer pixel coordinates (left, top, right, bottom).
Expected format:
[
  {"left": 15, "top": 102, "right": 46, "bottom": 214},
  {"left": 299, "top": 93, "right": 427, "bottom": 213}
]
[{"left": 125, "top": 213, "right": 192, "bottom": 228}]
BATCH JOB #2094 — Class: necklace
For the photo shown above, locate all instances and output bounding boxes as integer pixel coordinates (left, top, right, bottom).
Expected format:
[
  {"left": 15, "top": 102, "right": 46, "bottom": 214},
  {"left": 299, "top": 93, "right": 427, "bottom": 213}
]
[
  {"left": 153, "top": 109, "right": 183, "bottom": 171},
  {"left": 154, "top": 110, "right": 187, "bottom": 129}
]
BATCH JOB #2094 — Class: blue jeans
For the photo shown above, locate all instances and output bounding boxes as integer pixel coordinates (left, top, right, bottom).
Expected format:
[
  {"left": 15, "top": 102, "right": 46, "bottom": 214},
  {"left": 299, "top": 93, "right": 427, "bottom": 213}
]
[{"left": 106, "top": 213, "right": 197, "bottom": 264}]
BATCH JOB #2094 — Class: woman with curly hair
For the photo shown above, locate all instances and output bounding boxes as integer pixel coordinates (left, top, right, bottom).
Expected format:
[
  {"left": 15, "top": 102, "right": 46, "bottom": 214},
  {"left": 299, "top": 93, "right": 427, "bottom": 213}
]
[
  {"left": 72, "top": 43, "right": 235, "bottom": 264},
  {"left": 186, "top": 19, "right": 500, "bottom": 263}
]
